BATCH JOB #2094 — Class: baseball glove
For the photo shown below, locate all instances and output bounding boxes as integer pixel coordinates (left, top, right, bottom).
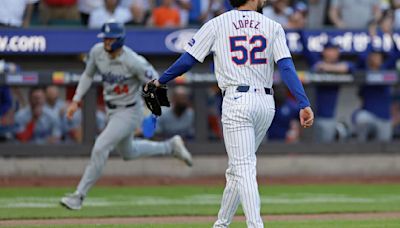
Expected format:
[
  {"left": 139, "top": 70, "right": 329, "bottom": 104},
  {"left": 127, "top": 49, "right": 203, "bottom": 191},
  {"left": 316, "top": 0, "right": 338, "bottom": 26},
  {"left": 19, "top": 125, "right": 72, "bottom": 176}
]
[{"left": 142, "top": 81, "right": 170, "bottom": 116}]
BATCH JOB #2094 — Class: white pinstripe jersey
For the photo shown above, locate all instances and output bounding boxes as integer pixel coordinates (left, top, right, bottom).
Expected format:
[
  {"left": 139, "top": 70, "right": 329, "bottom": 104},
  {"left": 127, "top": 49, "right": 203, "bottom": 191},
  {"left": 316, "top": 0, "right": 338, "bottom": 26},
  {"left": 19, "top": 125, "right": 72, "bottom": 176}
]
[{"left": 184, "top": 10, "right": 291, "bottom": 91}]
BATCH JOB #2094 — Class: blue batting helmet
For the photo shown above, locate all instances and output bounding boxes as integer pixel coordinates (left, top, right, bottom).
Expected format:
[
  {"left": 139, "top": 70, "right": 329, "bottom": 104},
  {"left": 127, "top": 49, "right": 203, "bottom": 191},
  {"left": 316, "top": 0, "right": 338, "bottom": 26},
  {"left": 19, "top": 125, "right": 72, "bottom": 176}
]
[{"left": 97, "top": 22, "right": 126, "bottom": 51}]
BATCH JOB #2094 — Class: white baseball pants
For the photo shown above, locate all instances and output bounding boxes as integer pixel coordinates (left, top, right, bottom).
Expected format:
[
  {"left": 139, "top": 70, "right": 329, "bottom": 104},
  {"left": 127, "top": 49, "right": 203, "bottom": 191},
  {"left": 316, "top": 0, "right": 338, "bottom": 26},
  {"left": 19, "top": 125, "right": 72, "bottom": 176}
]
[
  {"left": 214, "top": 87, "right": 275, "bottom": 228},
  {"left": 77, "top": 106, "right": 172, "bottom": 196}
]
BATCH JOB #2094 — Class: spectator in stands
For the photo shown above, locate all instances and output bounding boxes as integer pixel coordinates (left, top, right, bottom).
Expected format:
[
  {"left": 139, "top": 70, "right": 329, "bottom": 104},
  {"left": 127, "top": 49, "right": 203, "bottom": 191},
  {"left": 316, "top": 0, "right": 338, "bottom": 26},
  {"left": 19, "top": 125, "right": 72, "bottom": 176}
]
[
  {"left": 45, "top": 85, "right": 66, "bottom": 119},
  {"left": 121, "top": 0, "right": 153, "bottom": 25},
  {"left": 209, "top": 0, "right": 228, "bottom": 19},
  {"left": 303, "top": 40, "right": 354, "bottom": 143},
  {"left": 306, "top": 0, "right": 328, "bottom": 28},
  {"left": 149, "top": 0, "right": 181, "bottom": 28},
  {"left": 0, "top": 0, "right": 39, "bottom": 27},
  {"left": 372, "top": 9, "right": 395, "bottom": 34},
  {"left": 314, "top": 42, "right": 354, "bottom": 143},
  {"left": 198, "top": 0, "right": 227, "bottom": 21},
  {"left": 62, "top": 107, "right": 106, "bottom": 143},
  {"left": 287, "top": 1, "right": 308, "bottom": 29},
  {"left": 188, "top": 0, "right": 215, "bottom": 25},
  {"left": 262, "top": 0, "right": 292, "bottom": 28},
  {"left": 352, "top": 16, "right": 399, "bottom": 142},
  {"left": 329, "top": 0, "right": 381, "bottom": 28},
  {"left": 156, "top": 86, "right": 194, "bottom": 139},
  {"left": 14, "top": 87, "right": 61, "bottom": 144},
  {"left": 267, "top": 85, "right": 300, "bottom": 143},
  {"left": 353, "top": 50, "right": 395, "bottom": 142},
  {"left": 88, "top": 0, "right": 132, "bottom": 28},
  {"left": 78, "top": 0, "right": 104, "bottom": 25},
  {"left": 39, "top": 0, "right": 80, "bottom": 25},
  {"left": 176, "top": 0, "right": 192, "bottom": 27}
]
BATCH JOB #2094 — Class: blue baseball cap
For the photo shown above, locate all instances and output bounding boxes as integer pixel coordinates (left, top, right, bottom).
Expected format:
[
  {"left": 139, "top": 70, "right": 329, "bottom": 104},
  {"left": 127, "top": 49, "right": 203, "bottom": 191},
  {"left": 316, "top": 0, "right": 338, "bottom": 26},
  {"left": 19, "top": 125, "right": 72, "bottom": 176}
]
[{"left": 97, "top": 22, "right": 125, "bottom": 39}]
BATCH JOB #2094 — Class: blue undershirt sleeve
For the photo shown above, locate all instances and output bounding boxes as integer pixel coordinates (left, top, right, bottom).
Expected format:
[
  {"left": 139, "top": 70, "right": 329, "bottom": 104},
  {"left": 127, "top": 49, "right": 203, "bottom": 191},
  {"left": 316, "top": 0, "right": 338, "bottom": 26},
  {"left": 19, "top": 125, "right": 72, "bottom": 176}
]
[
  {"left": 158, "top": 52, "right": 199, "bottom": 84},
  {"left": 277, "top": 58, "right": 311, "bottom": 109}
]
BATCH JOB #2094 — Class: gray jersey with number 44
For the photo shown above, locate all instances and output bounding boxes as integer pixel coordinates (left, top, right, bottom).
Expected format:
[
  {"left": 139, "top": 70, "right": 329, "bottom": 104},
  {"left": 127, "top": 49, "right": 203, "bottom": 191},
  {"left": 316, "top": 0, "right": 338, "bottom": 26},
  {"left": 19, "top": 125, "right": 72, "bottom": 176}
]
[{"left": 73, "top": 43, "right": 158, "bottom": 105}]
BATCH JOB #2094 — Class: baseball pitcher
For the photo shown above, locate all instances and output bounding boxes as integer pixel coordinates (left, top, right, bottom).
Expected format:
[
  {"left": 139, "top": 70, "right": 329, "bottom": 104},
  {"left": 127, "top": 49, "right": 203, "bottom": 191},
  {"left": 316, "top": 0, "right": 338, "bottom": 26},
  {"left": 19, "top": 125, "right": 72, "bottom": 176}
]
[
  {"left": 148, "top": 0, "right": 314, "bottom": 227},
  {"left": 60, "top": 22, "right": 193, "bottom": 210}
]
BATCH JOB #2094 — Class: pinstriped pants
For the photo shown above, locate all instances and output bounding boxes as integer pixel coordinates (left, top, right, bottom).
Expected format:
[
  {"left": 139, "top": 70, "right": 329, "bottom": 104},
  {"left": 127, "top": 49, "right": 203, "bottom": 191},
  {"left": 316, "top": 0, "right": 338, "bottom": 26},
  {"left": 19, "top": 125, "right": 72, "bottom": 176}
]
[{"left": 214, "top": 87, "right": 275, "bottom": 228}]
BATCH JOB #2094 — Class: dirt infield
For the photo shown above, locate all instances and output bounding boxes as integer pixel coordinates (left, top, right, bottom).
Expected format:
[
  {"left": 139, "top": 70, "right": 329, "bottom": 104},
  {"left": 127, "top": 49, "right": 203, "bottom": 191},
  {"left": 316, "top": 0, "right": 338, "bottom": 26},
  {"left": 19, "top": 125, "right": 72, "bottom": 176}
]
[
  {"left": 1, "top": 212, "right": 400, "bottom": 226},
  {"left": 1, "top": 175, "right": 400, "bottom": 187}
]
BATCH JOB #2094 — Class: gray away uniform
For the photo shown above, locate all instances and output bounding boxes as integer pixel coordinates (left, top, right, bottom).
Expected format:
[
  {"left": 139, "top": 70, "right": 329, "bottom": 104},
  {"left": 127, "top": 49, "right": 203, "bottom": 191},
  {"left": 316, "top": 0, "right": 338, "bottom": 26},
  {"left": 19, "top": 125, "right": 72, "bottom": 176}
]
[{"left": 73, "top": 43, "right": 173, "bottom": 196}]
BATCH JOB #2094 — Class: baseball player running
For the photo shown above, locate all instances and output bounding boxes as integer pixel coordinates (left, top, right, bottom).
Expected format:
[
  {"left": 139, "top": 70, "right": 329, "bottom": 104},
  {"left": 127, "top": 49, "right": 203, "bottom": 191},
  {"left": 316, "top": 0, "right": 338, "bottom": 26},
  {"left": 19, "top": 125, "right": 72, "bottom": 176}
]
[
  {"left": 149, "top": 0, "right": 314, "bottom": 227},
  {"left": 60, "top": 22, "right": 192, "bottom": 210}
]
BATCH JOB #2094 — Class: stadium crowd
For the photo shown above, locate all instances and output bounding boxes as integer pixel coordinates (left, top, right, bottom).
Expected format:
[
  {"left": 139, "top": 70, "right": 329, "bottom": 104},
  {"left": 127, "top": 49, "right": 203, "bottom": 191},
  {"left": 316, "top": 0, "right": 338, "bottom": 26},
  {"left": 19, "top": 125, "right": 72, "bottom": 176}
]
[
  {"left": 1, "top": 0, "right": 400, "bottom": 29},
  {"left": 1, "top": 0, "right": 400, "bottom": 144},
  {"left": 0, "top": 82, "right": 197, "bottom": 144}
]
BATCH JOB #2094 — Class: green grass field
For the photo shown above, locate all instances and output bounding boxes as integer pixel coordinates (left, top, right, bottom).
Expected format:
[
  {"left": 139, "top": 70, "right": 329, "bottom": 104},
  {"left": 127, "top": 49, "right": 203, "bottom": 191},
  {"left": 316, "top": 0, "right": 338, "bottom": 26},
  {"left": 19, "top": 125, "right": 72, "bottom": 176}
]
[
  {"left": 1, "top": 184, "right": 400, "bottom": 227},
  {"left": 3, "top": 220, "right": 400, "bottom": 228}
]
